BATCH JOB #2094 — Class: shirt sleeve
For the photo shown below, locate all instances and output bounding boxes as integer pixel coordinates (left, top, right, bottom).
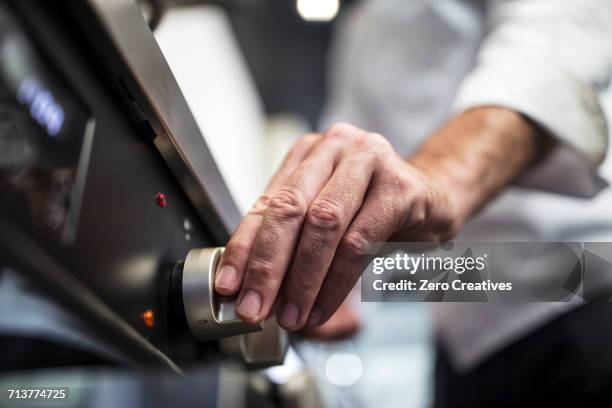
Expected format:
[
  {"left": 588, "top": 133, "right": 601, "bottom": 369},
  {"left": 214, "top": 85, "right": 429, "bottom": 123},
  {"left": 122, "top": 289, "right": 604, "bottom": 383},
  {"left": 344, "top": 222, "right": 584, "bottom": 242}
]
[{"left": 452, "top": 0, "right": 612, "bottom": 197}]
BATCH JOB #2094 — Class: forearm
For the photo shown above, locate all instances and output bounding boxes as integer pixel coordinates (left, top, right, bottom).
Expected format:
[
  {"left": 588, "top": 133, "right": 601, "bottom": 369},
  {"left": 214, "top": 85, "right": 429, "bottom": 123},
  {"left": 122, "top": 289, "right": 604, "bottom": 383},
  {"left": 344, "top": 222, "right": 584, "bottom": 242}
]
[
  {"left": 409, "top": 106, "right": 550, "bottom": 226},
  {"left": 445, "top": 0, "right": 611, "bottom": 199}
]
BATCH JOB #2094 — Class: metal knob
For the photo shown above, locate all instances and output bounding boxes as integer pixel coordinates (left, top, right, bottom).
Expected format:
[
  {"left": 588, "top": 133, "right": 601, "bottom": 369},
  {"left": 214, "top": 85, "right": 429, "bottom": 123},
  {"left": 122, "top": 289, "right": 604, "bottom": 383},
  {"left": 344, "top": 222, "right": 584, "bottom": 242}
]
[
  {"left": 240, "top": 318, "right": 289, "bottom": 367},
  {"left": 219, "top": 319, "right": 289, "bottom": 368},
  {"left": 180, "top": 247, "right": 262, "bottom": 341}
]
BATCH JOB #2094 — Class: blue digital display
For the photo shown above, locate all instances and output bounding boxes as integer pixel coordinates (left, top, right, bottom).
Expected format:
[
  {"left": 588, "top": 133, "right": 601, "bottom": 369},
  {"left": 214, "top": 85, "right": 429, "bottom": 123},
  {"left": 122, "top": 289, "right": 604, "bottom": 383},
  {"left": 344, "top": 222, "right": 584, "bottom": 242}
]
[
  {"left": 0, "top": 3, "right": 92, "bottom": 241},
  {"left": 17, "top": 77, "right": 65, "bottom": 137}
]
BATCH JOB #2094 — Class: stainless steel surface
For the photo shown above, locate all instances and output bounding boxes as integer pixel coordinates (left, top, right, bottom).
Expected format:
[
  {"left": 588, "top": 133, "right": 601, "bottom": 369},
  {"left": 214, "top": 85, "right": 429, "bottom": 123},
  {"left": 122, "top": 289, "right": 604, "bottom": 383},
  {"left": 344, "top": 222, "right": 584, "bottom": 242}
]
[
  {"left": 240, "top": 319, "right": 289, "bottom": 367},
  {"left": 0, "top": 215, "right": 183, "bottom": 373},
  {"left": 83, "top": 0, "right": 242, "bottom": 242},
  {"left": 61, "top": 119, "right": 95, "bottom": 244},
  {"left": 182, "top": 248, "right": 262, "bottom": 341},
  {"left": 218, "top": 318, "right": 289, "bottom": 367}
]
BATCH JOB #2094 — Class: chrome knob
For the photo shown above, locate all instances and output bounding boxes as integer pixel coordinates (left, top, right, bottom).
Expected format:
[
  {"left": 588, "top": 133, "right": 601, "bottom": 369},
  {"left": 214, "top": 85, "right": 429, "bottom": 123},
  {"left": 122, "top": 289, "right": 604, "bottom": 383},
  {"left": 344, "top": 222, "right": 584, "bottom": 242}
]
[
  {"left": 180, "top": 247, "right": 262, "bottom": 341},
  {"left": 240, "top": 318, "right": 289, "bottom": 367},
  {"left": 219, "top": 319, "right": 289, "bottom": 368}
]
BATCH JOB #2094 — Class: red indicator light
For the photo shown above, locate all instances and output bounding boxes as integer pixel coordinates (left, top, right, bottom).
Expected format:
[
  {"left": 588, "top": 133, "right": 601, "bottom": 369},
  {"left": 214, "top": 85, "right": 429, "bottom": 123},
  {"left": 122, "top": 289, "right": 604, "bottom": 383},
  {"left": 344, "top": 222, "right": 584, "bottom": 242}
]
[{"left": 155, "top": 192, "right": 166, "bottom": 207}]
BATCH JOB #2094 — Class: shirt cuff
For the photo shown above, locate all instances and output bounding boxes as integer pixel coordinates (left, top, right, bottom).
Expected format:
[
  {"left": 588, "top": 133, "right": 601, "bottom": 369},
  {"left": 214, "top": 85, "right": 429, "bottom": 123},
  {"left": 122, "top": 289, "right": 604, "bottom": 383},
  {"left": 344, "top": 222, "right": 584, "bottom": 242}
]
[{"left": 452, "top": 63, "right": 609, "bottom": 197}]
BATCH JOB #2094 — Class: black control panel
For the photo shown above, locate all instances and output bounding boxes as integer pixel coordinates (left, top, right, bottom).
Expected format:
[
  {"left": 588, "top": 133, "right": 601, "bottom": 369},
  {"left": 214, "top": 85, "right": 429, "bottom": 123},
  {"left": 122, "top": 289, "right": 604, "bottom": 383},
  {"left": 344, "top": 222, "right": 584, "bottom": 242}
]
[
  {"left": 0, "top": 0, "right": 228, "bottom": 368},
  {"left": 0, "top": 4, "right": 92, "bottom": 242}
]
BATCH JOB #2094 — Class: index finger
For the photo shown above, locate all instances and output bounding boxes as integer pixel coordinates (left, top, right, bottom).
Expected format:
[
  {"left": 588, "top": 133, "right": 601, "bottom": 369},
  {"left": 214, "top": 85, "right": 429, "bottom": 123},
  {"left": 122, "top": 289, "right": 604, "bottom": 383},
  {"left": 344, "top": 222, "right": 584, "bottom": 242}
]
[
  {"left": 235, "top": 137, "right": 346, "bottom": 324},
  {"left": 214, "top": 134, "right": 320, "bottom": 296}
]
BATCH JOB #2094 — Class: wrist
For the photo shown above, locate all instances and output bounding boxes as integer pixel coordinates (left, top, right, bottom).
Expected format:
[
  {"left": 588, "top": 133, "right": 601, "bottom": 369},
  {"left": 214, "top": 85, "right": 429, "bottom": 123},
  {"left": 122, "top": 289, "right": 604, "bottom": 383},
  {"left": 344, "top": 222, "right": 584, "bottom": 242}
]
[
  {"left": 409, "top": 155, "right": 471, "bottom": 229},
  {"left": 409, "top": 106, "right": 542, "bottom": 225}
]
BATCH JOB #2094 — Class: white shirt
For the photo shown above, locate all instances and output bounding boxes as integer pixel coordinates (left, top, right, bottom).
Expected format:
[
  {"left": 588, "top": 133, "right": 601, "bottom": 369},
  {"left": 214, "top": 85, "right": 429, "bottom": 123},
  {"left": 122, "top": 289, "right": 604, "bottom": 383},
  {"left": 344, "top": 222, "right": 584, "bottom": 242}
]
[{"left": 321, "top": 0, "right": 612, "bottom": 370}]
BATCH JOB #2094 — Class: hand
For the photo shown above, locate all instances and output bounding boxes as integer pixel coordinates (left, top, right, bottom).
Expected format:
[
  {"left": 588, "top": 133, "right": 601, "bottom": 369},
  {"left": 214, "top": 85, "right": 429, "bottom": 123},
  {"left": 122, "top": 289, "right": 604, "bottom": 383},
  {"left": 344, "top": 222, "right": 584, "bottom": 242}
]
[
  {"left": 214, "top": 107, "right": 542, "bottom": 331},
  {"left": 214, "top": 123, "right": 460, "bottom": 331}
]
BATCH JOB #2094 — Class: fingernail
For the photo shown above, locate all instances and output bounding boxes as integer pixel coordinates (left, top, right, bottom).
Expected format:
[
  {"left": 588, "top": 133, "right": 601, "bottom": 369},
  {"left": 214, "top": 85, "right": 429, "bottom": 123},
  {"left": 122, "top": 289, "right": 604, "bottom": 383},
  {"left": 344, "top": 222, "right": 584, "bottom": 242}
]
[
  {"left": 215, "top": 265, "right": 237, "bottom": 290},
  {"left": 237, "top": 290, "right": 262, "bottom": 320},
  {"left": 306, "top": 307, "right": 322, "bottom": 327},
  {"left": 279, "top": 302, "right": 300, "bottom": 329}
]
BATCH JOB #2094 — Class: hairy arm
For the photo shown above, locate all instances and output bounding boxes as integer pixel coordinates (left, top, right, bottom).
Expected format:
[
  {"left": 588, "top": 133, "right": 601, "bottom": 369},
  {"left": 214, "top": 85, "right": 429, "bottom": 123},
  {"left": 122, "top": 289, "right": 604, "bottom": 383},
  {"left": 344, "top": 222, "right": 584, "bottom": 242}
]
[{"left": 409, "top": 106, "right": 549, "bottom": 225}]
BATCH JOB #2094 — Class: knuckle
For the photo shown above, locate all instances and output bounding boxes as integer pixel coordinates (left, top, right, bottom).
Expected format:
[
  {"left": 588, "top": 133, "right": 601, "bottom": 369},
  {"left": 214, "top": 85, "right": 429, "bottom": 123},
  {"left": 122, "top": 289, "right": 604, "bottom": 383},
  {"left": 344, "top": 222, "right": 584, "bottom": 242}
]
[
  {"left": 409, "top": 213, "right": 427, "bottom": 230},
  {"left": 354, "top": 133, "right": 394, "bottom": 164},
  {"left": 338, "top": 231, "right": 371, "bottom": 262},
  {"left": 255, "top": 224, "right": 281, "bottom": 249},
  {"left": 287, "top": 268, "right": 321, "bottom": 294},
  {"left": 378, "top": 162, "right": 409, "bottom": 192},
  {"left": 299, "top": 237, "right": 326, "bottom": 268},
  {"left": 306, "top": 199, "right": 344, "bottom": 232},
  {"left": 290, "top": 134, "right": 320, "bottom": 155},
  {"left": 300, "top": 133, "right": 321, "bottom": 145},
  {"left": 408, "top": 197, "right": 429, "bottom": 228},
  {"left": 268, "top": 187, "right": 307, "bottom": 220},
  {"left": 250, "top": 195, "right": 271, "bottom": 214},
  {"left": 246, "top": 257, "right": 277, "bottom": 289},
  {"left": 225, "top": 238, "right": 251, "bottom": 257},
  {"left": 394, "top": 170, "right": 412, "bottom": 192},
  {"left": 358, "top": 132, "right": 391, "bottom": 151},
  {"left": 413, "top": 209, "right": 428, "bottom": 228},
  {"left": 325, "top": 122, "right": 355, "bottom": 140},
  {"left": 369, "top": 132, "right": 391, "bottom": 148}
]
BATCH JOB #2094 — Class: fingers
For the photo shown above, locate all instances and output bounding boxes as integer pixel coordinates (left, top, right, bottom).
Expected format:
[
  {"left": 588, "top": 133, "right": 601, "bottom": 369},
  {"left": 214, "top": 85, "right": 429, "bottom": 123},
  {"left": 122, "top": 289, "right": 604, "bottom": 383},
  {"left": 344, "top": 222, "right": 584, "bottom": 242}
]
[
  {"left": 235, "top": 137, "right": 346, "bottom": 324},
  {"left": 312, "top": 183, "right": 401, "bottom": 325},
  {"left": 276, "top": 152, "right": 375, "bottom": 330},
  {"left": 215, "top": 134, "right": 320, "bottom": 296},
  {"left": 220, "top": 123, "right": 412, "bottom": 331},
  {"left": 214, "top": 213, "right": 262, "bottom": 296},
  {"left": 265, "top": 134, "right": 322, "bottom": 193}
]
